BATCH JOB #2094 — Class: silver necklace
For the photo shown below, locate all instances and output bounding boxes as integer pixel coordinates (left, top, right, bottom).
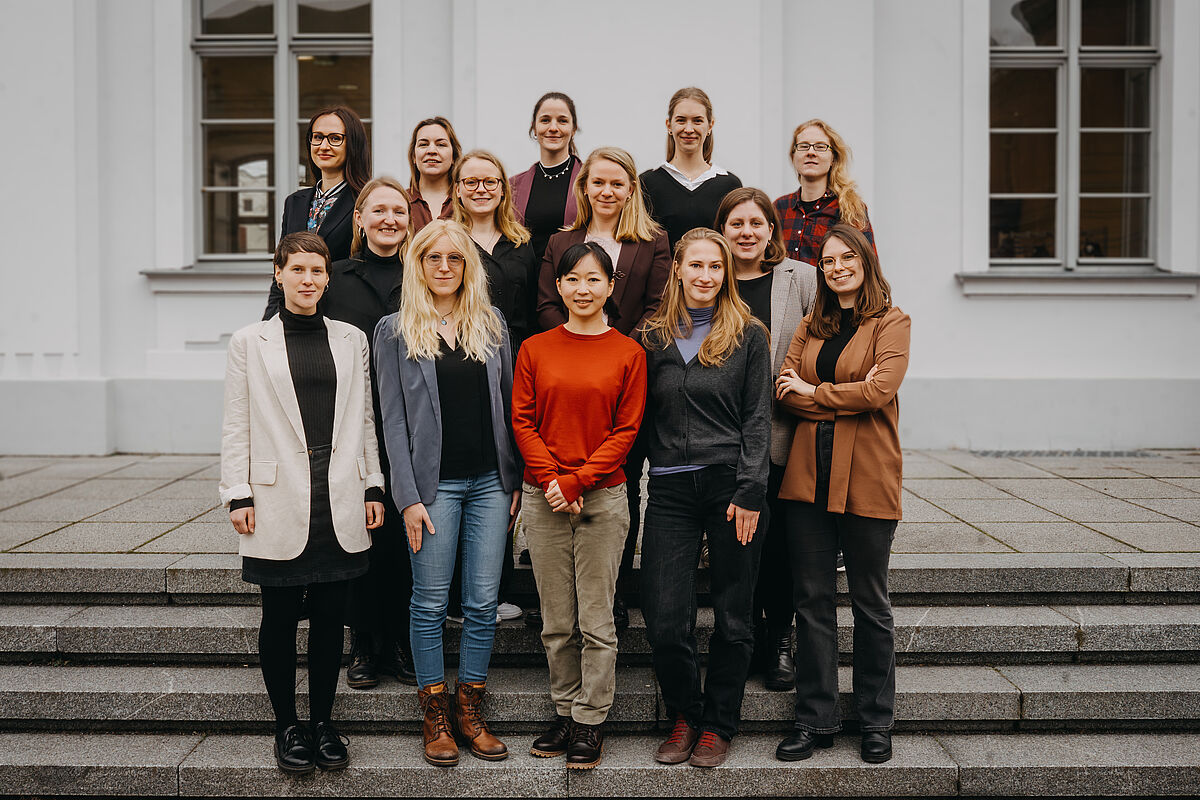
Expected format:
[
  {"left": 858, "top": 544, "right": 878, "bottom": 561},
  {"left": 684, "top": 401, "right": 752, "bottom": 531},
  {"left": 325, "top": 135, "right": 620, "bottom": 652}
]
[{"left": 537, "top": 157, "right": 572, "bottom": 181}]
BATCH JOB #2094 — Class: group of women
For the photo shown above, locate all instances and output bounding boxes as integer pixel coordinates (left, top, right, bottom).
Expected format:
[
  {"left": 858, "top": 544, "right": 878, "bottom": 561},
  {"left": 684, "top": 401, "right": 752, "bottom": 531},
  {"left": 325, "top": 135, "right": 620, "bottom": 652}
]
[{"left": 219, "top": 86, "right": 910, "bottom": 775}]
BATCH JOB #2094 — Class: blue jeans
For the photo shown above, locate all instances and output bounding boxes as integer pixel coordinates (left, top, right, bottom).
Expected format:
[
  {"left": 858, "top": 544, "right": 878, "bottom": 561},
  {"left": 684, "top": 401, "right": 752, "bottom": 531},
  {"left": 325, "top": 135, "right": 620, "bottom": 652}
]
[{"left": 408, "top": 470, "right": 510, "bottom": 687}]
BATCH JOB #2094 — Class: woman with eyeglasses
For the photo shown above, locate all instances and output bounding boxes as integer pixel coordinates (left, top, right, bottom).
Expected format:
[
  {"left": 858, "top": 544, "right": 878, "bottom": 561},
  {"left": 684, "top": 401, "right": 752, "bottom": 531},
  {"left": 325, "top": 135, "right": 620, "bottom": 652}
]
[
  {"left": 773, "top": 224, "right": 909, "bottom": 766},
  {"left": 374, "top": 219, "right": 521, "bottom": 767},
  {"left": 263, "top": 106, "right": 371, "bottom": 318},
  {"left": 407, "top": 117, "right": 463, "bottom": 233},
  {"left": 773, "top": 119, "right": 875, "bottom": 267},
  {"left": 640, "top": 87, "right": 742, "bottom": 251},
  {"left": 511, "top": 92, "right": 584, "bottom": 267}
]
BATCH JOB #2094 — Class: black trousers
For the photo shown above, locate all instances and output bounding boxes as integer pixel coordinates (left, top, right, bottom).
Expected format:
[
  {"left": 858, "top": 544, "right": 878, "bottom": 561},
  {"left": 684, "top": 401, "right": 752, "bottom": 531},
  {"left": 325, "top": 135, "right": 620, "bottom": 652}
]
[
  {"left": 346, "top": 490, "right": 412, "bottom": 643},
  {"left": 753, "top": 463, "right": 793, "bottom": 634},
  {"left": 617, "top": 431, "right": 650, "bottom": 596},
  {"left": 641, "top": 465, "right": 764, "bottom": 740},
  {"left": 259, "top": 579, "right": 349, "bottom": 732},
  {"left": 786, "top": 421, "right": 896, "bottom": 733}
]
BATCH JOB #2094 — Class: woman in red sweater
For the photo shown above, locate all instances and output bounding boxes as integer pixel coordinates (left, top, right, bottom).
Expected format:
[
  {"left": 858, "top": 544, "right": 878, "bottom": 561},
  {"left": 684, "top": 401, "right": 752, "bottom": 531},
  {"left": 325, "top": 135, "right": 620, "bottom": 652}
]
[{"left": 511, "top": 241, "right": 647, "bottom": 770}]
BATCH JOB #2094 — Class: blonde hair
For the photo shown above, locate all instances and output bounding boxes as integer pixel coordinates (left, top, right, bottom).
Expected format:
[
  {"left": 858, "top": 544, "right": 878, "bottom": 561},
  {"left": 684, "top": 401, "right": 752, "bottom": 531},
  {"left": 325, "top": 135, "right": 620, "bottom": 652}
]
[
  {"left": 450, "top": 150, "right": 531, "bottom": 247},
  {"left": 665, "top": 87, "right": 714, "bottom": 163},
  {"left": 641, "top": 228, "right": 763, "bottom": 368},
  {"left": 351, "top": 176, "right": 411, "bottom": 258},
  {"left": 791, "top": 119, "right": 869, "bottom": 230},
  {"left": 568, "top": 147, "right": 662, "bottom": 243},
  {"left": 392, "top": 220, "right": 505, "bottom": 362}
]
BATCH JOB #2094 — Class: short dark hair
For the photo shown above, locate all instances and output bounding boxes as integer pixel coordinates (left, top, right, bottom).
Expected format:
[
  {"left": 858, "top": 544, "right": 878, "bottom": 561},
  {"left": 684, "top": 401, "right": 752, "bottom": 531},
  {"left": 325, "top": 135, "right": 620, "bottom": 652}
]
[
  {"left": 529, "top": 92, "right": 580, "bottom": 158},
  {"left": 274, "top": 231, "right": 331, "bottom": 271},
  {"left": 555, "top": 241, "right": 613, "bottom": 281},
  {"left": 305, "top": 106, "right": 371, "bottom": 197}
]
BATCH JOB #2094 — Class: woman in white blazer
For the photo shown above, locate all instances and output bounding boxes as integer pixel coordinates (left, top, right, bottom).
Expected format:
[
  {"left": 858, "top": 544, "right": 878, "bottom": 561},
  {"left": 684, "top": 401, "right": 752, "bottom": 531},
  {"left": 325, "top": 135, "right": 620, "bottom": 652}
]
[{"left": 220, "top": 231, "right": 385, "bottom": 776}]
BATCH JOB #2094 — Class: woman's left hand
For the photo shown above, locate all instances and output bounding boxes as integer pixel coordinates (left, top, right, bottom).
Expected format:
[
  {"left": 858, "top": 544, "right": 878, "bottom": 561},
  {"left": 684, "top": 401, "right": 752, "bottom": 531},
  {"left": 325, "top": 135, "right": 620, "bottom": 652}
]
[
  {"left": 776, "top": 368, "right": 816, "bottom": 400},
  {"left": 507, "top": 491, "right": 521, "bottom": 533},
  {"left": 365, "top": 501, "right": 385, "bottom": 529},
  {"left": 726, "top": 503, "right": 760, "bottom": 545}
]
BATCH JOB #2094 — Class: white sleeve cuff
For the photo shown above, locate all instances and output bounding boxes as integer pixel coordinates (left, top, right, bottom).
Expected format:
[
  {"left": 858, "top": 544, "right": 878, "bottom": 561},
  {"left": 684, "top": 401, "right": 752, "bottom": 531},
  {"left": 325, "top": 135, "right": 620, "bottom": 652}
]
[
  {"left": 365, "top": 472, "right": 386, "bottom": 490},
  {"left": 220, "top": 483, "right": 252, "bottom": 507}
]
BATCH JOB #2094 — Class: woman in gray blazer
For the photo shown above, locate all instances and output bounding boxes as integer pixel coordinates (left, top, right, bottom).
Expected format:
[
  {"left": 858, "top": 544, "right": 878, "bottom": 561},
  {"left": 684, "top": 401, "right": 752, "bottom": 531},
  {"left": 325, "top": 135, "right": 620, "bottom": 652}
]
[
  {"left": 373, "top": 219, "right": 522, "bottom": 768},
  {"left": 716, "top": 188, "right": 818, "bottom": 693},
  {"left": 220, "top": 232, "right": 385, "bottom": 775}
]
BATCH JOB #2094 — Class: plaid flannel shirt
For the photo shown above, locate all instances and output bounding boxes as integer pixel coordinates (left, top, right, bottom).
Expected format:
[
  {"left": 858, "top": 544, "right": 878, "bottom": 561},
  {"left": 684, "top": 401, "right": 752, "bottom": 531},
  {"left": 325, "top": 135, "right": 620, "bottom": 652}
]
[{"left": 773, "top": 189, "right": 875, "bottom": 266}]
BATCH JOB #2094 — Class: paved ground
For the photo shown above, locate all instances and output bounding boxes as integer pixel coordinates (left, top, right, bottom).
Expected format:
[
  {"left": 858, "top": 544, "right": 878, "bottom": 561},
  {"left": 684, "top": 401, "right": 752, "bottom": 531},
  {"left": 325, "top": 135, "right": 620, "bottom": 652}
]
[{"left": 1, "top": 450, "right": 1198, "bottom": 556}]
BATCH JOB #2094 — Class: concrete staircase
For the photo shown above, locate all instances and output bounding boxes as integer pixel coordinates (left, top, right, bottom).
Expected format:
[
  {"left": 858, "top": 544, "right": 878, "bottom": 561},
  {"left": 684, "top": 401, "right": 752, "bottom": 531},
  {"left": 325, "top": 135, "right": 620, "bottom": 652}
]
[{"left": 1, "top": 551, "right": 1200, "bottom": 796}]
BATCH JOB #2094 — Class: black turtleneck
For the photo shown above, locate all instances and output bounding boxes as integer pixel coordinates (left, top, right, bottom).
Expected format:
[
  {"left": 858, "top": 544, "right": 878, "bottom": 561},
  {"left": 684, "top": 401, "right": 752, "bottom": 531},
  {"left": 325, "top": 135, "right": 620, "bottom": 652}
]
[
  {"left": 815, "top": 307, "right": 858, "bottom": 385},
  {"left": 280, "top": 307, "right": 336, "bottom": 449},
  {"left": 358, "top": 246, "right": 403, "bottom": 306}
]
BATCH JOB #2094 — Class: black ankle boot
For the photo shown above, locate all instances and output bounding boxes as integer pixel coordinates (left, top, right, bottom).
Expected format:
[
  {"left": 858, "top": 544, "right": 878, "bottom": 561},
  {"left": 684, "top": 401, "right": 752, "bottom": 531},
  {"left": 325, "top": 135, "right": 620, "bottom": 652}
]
[
  {"left": 377, "top": 636, "right": 416, "bottom": 685},
  {"left": 764, "top": 628, "right": 795, "bottom": 691},
  {"left": 612, "top": 595, "right": 629, "bottom": 631},
  {"left": 274, "top": 724, "right": 315, "bottom": 774},
  {"left": 775, "top": 729, "right": 833, "bottom": 762},
  {"left": 346, "top": 630, "right": 378, "bottom": 689}
]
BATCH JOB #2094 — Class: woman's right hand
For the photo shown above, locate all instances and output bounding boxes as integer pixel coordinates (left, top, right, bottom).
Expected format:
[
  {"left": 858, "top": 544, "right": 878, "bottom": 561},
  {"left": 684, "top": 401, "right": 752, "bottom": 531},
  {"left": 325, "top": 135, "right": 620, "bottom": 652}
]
[
  {"left": 545, "top": 479, "right": 583, "bottom": 514},
  {"left": 230, "top": 508, "right": 255, "bottom": 535},
  {"left": 403, "top": 502, "right": 435, "bottom": 553}
]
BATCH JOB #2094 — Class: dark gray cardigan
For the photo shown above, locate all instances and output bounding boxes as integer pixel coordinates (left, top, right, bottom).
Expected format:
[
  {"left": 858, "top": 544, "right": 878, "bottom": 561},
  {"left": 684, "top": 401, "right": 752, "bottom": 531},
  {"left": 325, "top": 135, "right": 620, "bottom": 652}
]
[{"left": 640, "top": 321, "right": 772, "bottom": 511}]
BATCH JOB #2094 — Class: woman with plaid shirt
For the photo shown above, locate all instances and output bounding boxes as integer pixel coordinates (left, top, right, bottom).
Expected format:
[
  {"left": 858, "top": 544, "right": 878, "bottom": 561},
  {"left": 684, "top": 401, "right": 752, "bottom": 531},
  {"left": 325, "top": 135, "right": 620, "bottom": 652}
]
[{"left": 773, "top": 119, "right": 875, "bottom": 266}]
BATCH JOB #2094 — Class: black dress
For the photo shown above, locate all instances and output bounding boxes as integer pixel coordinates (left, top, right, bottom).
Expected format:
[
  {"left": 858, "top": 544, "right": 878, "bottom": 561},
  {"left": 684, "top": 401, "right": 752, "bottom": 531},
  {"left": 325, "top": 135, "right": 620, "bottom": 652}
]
[{"left": 241, "top": 308, "right": 370, "bottom": 587}]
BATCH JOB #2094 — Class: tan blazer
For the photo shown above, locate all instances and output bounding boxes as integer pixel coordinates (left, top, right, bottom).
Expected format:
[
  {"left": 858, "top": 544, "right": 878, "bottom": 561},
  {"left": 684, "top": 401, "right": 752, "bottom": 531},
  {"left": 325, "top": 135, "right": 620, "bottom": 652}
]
[
  {"left": 219, "top": 315, "right": 385, "bottom": 560},
  {"left": 777, "top": 306, "right": 910, "bottom": 519}
]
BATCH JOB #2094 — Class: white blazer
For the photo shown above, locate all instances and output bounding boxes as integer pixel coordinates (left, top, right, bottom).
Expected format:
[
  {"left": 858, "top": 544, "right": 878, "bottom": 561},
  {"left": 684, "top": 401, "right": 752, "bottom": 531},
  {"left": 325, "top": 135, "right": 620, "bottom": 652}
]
[{"left": 219, "top": 315, "right": 385, "bottom": 560}]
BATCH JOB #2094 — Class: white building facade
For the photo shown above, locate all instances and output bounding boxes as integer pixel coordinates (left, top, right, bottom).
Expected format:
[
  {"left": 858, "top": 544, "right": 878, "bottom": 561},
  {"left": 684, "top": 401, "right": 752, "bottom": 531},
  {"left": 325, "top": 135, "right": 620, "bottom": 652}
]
[{"left": 1, "top": 0, "right": 1197, "bottom": 455}]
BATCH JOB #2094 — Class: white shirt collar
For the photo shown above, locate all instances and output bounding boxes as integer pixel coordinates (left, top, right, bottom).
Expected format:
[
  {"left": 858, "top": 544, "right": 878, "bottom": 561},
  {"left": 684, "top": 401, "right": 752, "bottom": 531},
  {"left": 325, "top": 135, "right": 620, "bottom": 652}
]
[{"left": 660, "top": 161, "right": 728, "bottom": 191}]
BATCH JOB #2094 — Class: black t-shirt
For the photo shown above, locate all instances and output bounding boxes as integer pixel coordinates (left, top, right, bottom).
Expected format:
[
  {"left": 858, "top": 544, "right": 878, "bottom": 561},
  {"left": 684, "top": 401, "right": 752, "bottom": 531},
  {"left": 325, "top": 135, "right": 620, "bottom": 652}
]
[
  {"left": 434, "top": 335, "right": 497, "bottom": 479},
  {"left": 526, "top": 156, "right": 577, "bottom": 263},
  {"left": 815, "top": 308, "right": 858, "bottom": 385},
  {"left": 737, "top": 270, "right": 774, "bottom": 332}
]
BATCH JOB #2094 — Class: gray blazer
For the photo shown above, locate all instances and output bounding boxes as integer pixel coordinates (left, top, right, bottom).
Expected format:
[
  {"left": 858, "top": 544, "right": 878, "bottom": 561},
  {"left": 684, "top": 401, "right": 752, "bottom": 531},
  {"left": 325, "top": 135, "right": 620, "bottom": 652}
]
[
  {"left": 372, "top": 311, "right": 522, "bottom": 510},
  {"left": 769, "top": 258, "right": 819, "bottom": 465}
]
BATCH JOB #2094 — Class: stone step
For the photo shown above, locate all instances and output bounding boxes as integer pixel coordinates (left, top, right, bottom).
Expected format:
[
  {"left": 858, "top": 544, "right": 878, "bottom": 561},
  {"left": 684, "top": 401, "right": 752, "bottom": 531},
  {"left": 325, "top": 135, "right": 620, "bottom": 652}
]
[
  {"left": 1, "top": 663, "right": 1198, "bottom": 733},
  {"left": 2, "top": 731, "right": 1199, "bottom": 797},
  {"left": 5, "top": 603, "right": 1198, "bottom": 665},
  {"left": 3, "top": 552, "right": 1198, "bottom": 605}
]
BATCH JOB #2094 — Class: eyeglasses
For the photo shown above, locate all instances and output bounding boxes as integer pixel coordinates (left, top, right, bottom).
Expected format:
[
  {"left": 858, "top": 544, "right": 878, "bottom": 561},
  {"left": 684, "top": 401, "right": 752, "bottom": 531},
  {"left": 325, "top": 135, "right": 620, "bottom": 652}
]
[
  {"left": 310, "top": 132, "right": 346, "bottom": 146},
  {"left": 793, "top": 141, "right": 832, "bottom": 153},
  {"left": 818, "top": 252, "right": 859, "bottom": 272},
  {"left": 459, "top": 177, "right": 502, "bottom": 192},
  {"left": 423, "top": 253, "right": 465, "bottom": 268}
]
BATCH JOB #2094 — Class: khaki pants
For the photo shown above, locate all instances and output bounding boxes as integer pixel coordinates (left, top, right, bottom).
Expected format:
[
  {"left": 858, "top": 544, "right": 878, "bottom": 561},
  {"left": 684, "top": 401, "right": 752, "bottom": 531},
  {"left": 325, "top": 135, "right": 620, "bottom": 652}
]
[{"left": 522, "top": 481, "right": 629, "bottom": 724}]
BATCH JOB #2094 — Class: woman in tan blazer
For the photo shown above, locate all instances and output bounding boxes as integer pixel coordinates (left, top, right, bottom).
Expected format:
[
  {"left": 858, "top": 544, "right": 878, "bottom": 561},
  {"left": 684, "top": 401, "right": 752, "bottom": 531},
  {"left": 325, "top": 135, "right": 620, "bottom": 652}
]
[
  {"left": 220, "top": 231, "right": 385, "bottom": 776},
  {"left": 772, "top": 224, "right": 910, "bottom": 766}
]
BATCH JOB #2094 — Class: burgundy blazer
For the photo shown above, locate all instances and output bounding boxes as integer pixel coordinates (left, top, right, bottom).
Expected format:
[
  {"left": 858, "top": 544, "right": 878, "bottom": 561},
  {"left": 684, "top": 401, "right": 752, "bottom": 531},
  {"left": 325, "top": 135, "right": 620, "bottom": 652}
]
[
  {"left": 536, "top": 229, "right": 671, "bottom": 337},
  {"left": 511, "top": 159, "right": 583, "bottom": 229}
]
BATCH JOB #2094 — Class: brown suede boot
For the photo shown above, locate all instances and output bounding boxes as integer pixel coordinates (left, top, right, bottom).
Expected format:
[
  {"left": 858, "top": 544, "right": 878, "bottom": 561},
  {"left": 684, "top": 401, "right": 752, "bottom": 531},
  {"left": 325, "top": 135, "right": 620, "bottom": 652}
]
[
  {"left": 418, "top": 683, "right": 459, "bottom": 767},
  {"left": 453, "top": 681, "right": 509, "bottom": 761}
]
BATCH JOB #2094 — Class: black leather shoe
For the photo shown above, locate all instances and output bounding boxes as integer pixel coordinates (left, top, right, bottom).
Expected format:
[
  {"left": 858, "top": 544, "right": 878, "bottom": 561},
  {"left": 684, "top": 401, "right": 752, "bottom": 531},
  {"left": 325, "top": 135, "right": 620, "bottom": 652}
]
[
  {"left": 861, "top": 731, "right": 892, "bottom": 763},
  {"left": 274, "top": 724, "right": 315, "bottom": 774},
  {"left": 346, "top": 630, "right": 378, "bottom": 689},
  {"left": 775, "top": 730, "right": 834, "bottom": 761},
  {"left": 312, "top": 721, "right": 350, "bottom": 770},
  {"left": 764, "top": 628, "right": 795, "bottom": 691},
  {"left": 377, "top": 637, "right": 417, "bottom": 686},
  {"left": 524, "top": 608, "right": 544, "bottom": 630},
  {"left": 612, "top": 595, "right": 629, "bottom": 631},
  {"left": 565, "top": 721, "right": 603, "bottom": 769},
  {"left": 529, "top": 714, "right": 572, "bottom": 757}
]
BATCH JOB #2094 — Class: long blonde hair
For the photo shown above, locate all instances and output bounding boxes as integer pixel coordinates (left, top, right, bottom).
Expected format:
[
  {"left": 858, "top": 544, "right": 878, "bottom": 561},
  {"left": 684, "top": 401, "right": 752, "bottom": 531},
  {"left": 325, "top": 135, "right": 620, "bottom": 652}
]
[
  {"left": 567, "top": 147, "right": 662, "bottom": 243},
  {"left": 641, "top": 228, "right": 762, "bottom": 368},
  {"left": 392, "top": 220, "right": 505, "bottom": 362},
  {"left": 351, "top": 176, "right": 411, "bottom": 258},
  {"left": 665, "top": 87, "right": 714, "bottom": 163},
  {"left": 450, "top": 150, "right": 531, "bottom": 247},
  {"left": 791, "top": 118, "right": 869, "bottom": 230}
]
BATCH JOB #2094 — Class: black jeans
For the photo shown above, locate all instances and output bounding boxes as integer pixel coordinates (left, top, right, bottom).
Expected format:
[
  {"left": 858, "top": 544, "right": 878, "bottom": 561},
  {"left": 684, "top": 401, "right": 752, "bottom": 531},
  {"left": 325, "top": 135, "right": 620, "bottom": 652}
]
[
  {"left": 641, "top": 465, "right": 764, "bottom": 740},
  {"left": 753, "top": 463, "right": 793, "bottom": 635},
  {"left": 786, "top": 421, "right": 896, "bottom": 733}
]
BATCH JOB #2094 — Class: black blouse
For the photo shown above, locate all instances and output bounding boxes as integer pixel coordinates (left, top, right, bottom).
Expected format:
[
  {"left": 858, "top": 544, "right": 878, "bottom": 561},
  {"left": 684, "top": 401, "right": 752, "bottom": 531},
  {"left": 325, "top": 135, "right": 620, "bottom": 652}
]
[
  {"left": 478, "top": 237, "right": 537, "bottom": 350},
  {"left": 434, "top": 335, "right": 497, "bottom": 479},
  {"left": 816, "top": 308, "right": 858, "bottom": 385}
]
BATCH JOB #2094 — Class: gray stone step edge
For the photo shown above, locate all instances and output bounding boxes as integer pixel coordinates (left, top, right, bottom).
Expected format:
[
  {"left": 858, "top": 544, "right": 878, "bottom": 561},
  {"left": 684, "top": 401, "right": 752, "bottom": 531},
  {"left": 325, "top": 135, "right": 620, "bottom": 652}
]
[
  {"left": 2, "top": 663, "right": 1200, "bottom": 728},
  {"left": 1, "top": 732, "right": 1198, "bottom": 797}
]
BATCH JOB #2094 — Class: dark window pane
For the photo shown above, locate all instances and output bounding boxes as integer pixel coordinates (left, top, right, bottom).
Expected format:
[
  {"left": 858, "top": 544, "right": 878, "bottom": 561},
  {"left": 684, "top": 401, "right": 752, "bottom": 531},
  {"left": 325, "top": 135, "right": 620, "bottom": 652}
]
[
  {"left": 990, "top": 0, "right": 1058, "bottom": 46},
  {"left": 297, "top": 0, "right": 370, "bottom": 34},
  {"left": 298, "top": 55, "right": 371, "bottom": 119},
  {"left": 1081, "top": 0, "right": 1152, "bottom": 46},
  {"left": 297, "top": 121, "right": 371, "bottom": 186},
  {"left": 991, "top": 68, "right": 1057, "bottom": 128},
  {"left": 200, "top": 0, "right": 273, "bottom": 36},
  {"left": 1081, "top": 132, "right": 1150, "bottom": 193},
  {"left": 991, "top": 133, "right": 1057, "bottom": 193},
  {"left": 1081, "top": 68, "right": 1151, "bottom": 128},
  {"left": 1079, "top": 197, "right": 1149, "bottom": 258},
  {"left": 990, "top": 198, "right": 1056, "bottom": 258},
  {"left": 202, "top": 57, "right": 273, "bottom": 119},
  {"left": 205, "top": 191, "right": 275, "bottom": 254},
  {"left": 204, "top": 125, "right": 274, "bottom": 187}
]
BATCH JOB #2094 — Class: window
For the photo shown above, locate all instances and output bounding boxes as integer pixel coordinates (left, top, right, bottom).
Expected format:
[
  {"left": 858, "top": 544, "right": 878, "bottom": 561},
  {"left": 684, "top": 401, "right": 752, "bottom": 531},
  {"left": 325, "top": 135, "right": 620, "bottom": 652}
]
[
  {"left": 989, "top": 0, "right": 1158, "bottom": 268},
  {"left": 194, "top": 0, "right": 371, "bottom": 259}
]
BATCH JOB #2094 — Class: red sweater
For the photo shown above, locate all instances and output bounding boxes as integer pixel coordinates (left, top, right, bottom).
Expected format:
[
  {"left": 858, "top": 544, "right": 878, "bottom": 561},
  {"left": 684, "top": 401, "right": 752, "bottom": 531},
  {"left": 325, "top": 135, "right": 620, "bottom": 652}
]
[{"left": 512, "top": 326, "right": 647, "bottom": 504}]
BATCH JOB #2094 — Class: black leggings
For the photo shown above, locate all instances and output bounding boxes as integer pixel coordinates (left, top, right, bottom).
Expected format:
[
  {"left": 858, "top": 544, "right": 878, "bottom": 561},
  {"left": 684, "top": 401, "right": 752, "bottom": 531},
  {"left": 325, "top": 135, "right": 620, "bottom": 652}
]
[{"left": 259, "top": 580, "right": 349, "bottom": 732}]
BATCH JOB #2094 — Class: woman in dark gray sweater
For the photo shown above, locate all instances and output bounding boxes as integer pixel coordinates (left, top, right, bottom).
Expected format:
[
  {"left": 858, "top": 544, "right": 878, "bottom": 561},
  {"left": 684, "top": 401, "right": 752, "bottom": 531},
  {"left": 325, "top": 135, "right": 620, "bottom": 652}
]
[{"left": 637, "top": 227, "right": 771, "bottom": 769}]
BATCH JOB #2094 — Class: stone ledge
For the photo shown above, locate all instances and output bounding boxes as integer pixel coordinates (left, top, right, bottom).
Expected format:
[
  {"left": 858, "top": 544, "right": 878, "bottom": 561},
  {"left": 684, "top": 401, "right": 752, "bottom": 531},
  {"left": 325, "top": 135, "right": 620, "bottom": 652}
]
[
  {"left": 0, "top": 553, "right": 184, "bottom": 594},
  {"left": 0, "top": 732, "right": 200, "bottom": 796},
  {"left": 998, "top": 663, "right": 1200, "bottom": 721}
]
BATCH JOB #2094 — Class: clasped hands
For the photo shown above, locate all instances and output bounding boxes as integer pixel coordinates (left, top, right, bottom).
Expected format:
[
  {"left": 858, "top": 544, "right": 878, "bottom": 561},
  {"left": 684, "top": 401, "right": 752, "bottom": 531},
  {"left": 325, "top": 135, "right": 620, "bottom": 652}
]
[{"left": 776, "top": 364, "right": 878, "bottom": 400}]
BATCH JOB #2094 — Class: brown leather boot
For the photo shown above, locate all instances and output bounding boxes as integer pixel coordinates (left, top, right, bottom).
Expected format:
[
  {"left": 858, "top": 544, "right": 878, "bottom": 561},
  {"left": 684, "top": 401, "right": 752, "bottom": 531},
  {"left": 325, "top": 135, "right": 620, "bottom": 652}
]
[
  {"left": 418, "top": 683, "right": 459, "bottom": 767},
  {"left": 453, "top": 681, "right": 508, "bottom": 761}
]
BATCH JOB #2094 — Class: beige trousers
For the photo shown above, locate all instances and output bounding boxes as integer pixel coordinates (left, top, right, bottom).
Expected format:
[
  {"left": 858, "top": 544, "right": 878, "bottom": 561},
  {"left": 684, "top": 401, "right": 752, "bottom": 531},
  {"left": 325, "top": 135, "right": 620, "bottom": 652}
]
[{"left": 522, "top": 482, "right": 629, "bottom": 724}]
